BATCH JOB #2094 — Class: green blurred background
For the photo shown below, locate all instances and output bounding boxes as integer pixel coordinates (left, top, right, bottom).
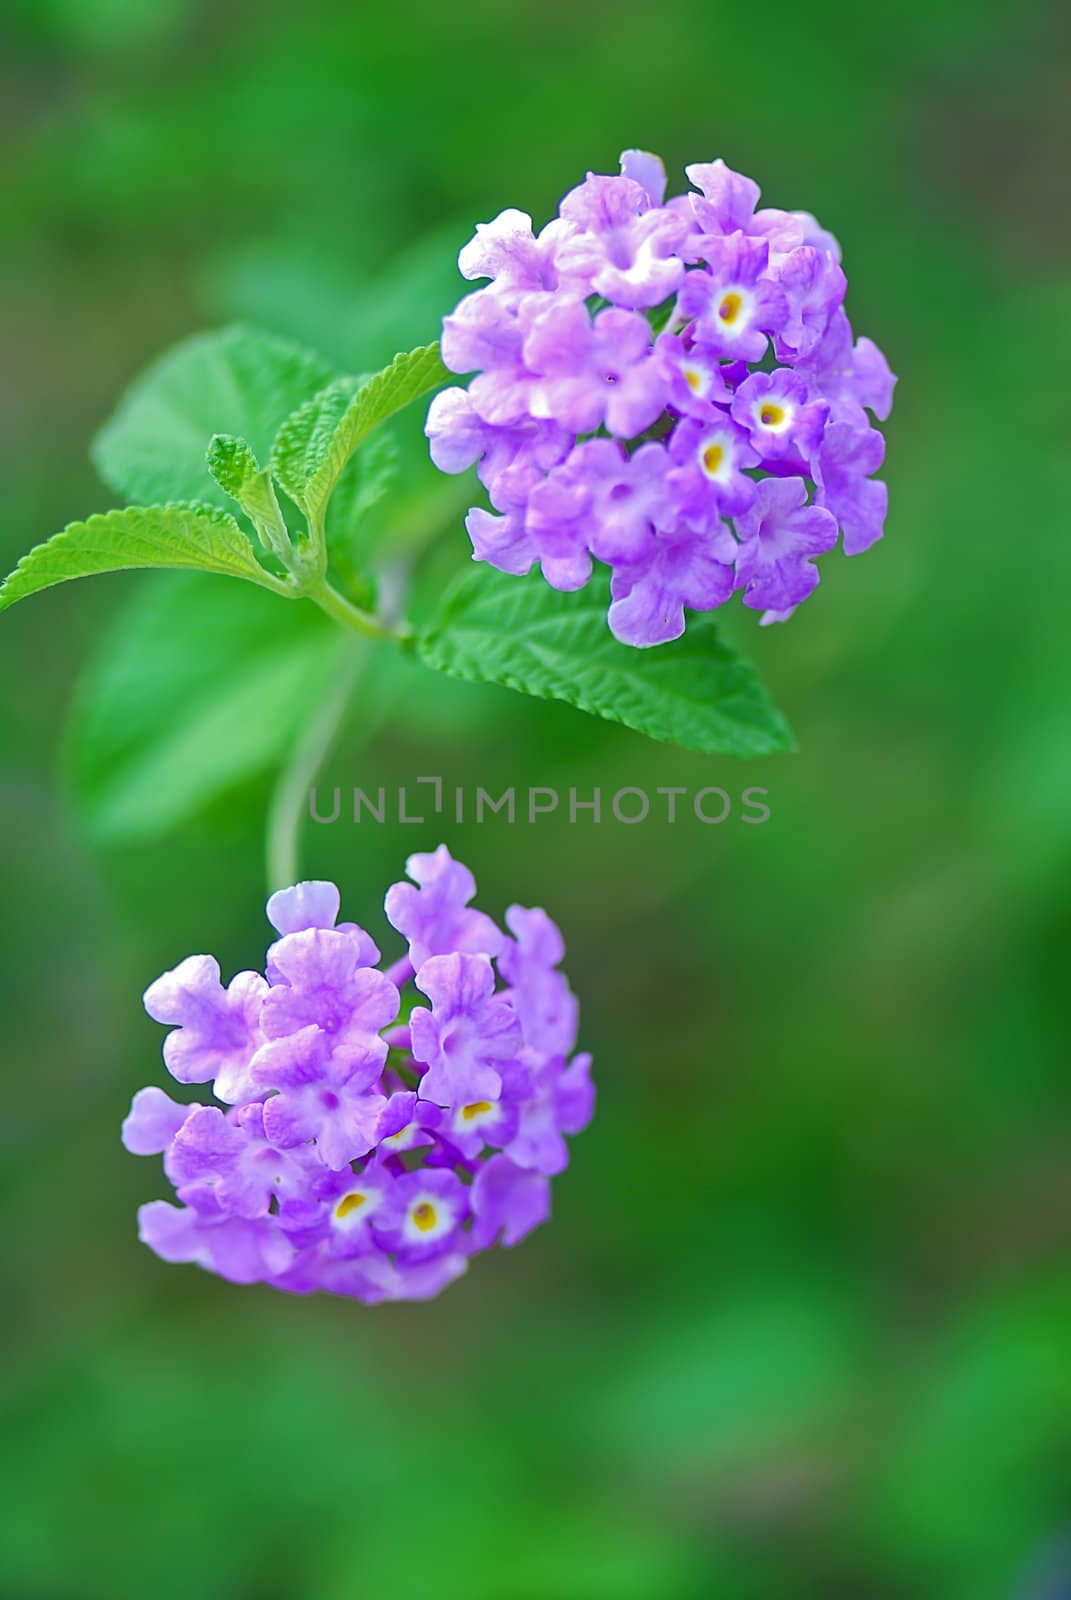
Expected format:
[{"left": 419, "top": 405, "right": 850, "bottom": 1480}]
[{"left": 2, "top": 0, "right": 1069, "bottom": 1595}]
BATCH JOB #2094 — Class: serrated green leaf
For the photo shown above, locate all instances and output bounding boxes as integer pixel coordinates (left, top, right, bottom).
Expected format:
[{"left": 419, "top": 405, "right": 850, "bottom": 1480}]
[
  {"left": 0, "top": 503, "right": 275, "bottom": 612},
  {"left": 416, "top": 566, "right": 794, "bottom": 757},
  {"left": 297, "top": 343, "right": 449, "bottom": 521},
  {"left": 207, "top": 433, "right": 291, "bottom": 559},
  {"left": 92, "top": 324, "right": 336, "bottom": 508},
  {"left": 206, "top": 433, "right": 261, "bottom": 499},
  {"left": 64, "top": 573, "right": 345, "bottom": 840},
  {"left": 272, "top": 375, "right": 361, "bottom": 520}
]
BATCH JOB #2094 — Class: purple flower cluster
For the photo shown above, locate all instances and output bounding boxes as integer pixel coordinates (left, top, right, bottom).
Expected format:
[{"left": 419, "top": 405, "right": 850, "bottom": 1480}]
[
  {"left": 427, "top": 150, "right": 895, "bottom": 643},
  {"left": 123, "top": 848, "right": 593, "bottom": 1302}
]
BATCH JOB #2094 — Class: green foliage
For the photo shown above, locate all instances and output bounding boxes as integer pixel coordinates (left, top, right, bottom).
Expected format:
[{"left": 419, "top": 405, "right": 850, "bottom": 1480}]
[
  {"left": 64, "top": 573, "right": 344, "bottom": 840},
  {"left": 92, "top": 324, "right": 335, "bottom": 508},
  {"left": 207, "top": 433, "right": 290, "bottom": 558},
  {"left": 0, "top": 503, "right": 275, "bottom": 612},
  {"left": 272, "top": 375, "right": 362, "bottom": 523},
  {"left": 297, "top": 343, "right": 449, "bottom": 523},
  {"left": 205, "top": 433, "right": 261, "bottom": 500},
  {"left": 417, "top": 565, "right": 794, "bottom": 757},
  {"left": 324, "top": 426, "right": 401, "bottom": 573}
]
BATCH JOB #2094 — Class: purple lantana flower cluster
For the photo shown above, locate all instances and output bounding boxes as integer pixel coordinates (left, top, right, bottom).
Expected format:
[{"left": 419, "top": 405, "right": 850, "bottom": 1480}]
[
  {"left": 122, "top": 848, "right": 593, "bottom": 1303},
  {"left": 427, "top": 150, "right": 895, "bottom": 643}
]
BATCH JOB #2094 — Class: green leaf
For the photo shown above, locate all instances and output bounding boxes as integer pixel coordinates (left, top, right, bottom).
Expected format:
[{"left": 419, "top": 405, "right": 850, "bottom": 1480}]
[
  {"left": 330, "top": 425, "right": 399, "bottom": 543},
  {"left": 415, "top": 566, "right": 794, "bottom": 756},
  {"left": 324, "top": 426, "right": 400, "bottom": 597},
  {"left": 276, "top": 343, "right": 448, "bottom": 528},
  {"left": 272, "top": 375, "right": 361, "bottom": 522},
  {"left": 207, "top": 433, "right": 290, "bottom": 559},
  {"left": 206, "top": 433, "right": 261, "bottom": 500},
  {"left": 92, "top": 323, "right": 335, "bottom": 508},
  {"left": 64, "top": 572, "right": 345, "bottom": 840},
  {"left": 0, "top": 503, "right": 275, "bottom": 613}
]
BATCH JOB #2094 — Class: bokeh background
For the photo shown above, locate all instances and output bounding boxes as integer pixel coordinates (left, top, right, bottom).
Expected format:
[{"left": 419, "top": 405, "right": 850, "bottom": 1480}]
[{"left": 2, "top": 1, "right": 1070, "bottom": 1596}]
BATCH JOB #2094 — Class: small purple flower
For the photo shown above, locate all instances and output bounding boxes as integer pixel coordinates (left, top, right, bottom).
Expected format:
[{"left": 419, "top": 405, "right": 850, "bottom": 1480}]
[
  {"left": 409, "top": 952, "right": 521, "bottom": 1107},
  {"left": 440, "top": 1078, "right": 522, "bottom": 1162},
  {"left": 371, "top": 1167, "right": 470, "bottom": 1262},
  {"left": 566, "top": 439, "right": 671, "bottom": 567},
  {"left": 426, "top": 386, "right": 569, "bottom": 493},
  {"left": 457, "top": 208, "right": 565, "bottom": 293},
  {"left": 441, "top": 285, "right": 528, "bottom": 379},
  {"left": 505, "top": 1052, "right": 595, "bottom": 1176},
  {"left": 498, "top": 906, "right": 579, "bottom": 1057},
  {"left": 312, "top": 1159, "right": 395, "bottom": 1257},
  {"left": 607, "top": 519, "right": 738, "bottom": 647},
  {"left": 471, "top": 1155, "right": 550, "bottom": 1248},
  {"left": 799, "top": 310, "right": 897, "bottom": 429},
  {"left": 265, "top": 880, "right": 380, "bottom": 980},
  {"left": 554, "top": 173, "right": 687, "bottom": 308},
  {"left": 772, "top": 246, "right": 847, "bottom": 362},
  {"left": 684, "top": 158, "right": 761, "bottom": 241},
  {"left": 251, "top": 1025, "right": 388, "bottom": 1170},
  {"left": 376, "top": 1090, "right": 441, "bottom": 1155},
  {"left": 654, "top": 333, "right": 733, "bottom": 418},
  {"left": 524, "top": 301, "right": 667, "bottom": 438},
  {"left": 676, "top": 235, "right": 787, "bottom": 363},
  {"left": 523, "top": 470, "right": 595, "bottom": 591},
  {"left": 667, "top": 412, "right": 759, "bottom": 520},
  {"left": 137, "top": 1199, "right": 294, "bottom": 1285},
  {"left": 385, "top": 844, "right": 505, "bottom": 970},
  {"left": 165, "top": 1101, "right": 321, "bottom": 1221},
  {"left": 429, "top": 148, "right": 894, "bottom": 641},
  {"left": 730, "top": 369, "right": 828, "bottom": 465},
  {"left": 260, "top": 927, "right": 398, "bottom": 1063},
  {"left": 734, "top": 476, "right": 838, "bottom": 611},
  {"left": 143, "top": 956, "right": 267, "bottom": 1104},
  {"left": 465, "top": 505, "right": 538, "bottom": 579},
  {"left": 814, "top": 421, "right": 888, "bottom": 555}
]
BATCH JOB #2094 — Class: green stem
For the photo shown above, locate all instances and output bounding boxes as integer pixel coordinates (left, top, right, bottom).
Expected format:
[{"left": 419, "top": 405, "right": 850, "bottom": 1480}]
[
  {"left": 304, "top": 576, "right": 395, "bottom": 639},
  {"left": 265, "top": 638, "right": 367, "bottom": 892}
]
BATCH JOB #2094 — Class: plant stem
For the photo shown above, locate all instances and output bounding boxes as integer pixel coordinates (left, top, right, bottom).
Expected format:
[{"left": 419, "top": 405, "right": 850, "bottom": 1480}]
[
  {"left": 265, "top": 638, "right": 367, "bottom": 892},
  {"left": 304, "top": 576, "right": 399, "bottom": 640}
]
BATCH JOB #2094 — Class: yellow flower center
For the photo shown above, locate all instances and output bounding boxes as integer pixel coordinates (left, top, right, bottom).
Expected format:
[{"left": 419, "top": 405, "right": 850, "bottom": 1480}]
[
  {"left": 412, "top": 1201, "right": 438, "bottom": 1232},
  {"left": 684, "top": 368, "right": 702, "bottom": 392},
  {"left": 335, "top": 1192, "right": 366, "bottom": 1219},
  {"left": 718, "top": 291, "right": 743, "bottom": 325},
  {"left": 759, "top": 403, "right": 786, "bottom": 427},
  {"left": 462, "top": 1101, "right": 493, "bottom": 1121},
  {"left": 702, "top": 443, "right": 724, "bottom": 476}
]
